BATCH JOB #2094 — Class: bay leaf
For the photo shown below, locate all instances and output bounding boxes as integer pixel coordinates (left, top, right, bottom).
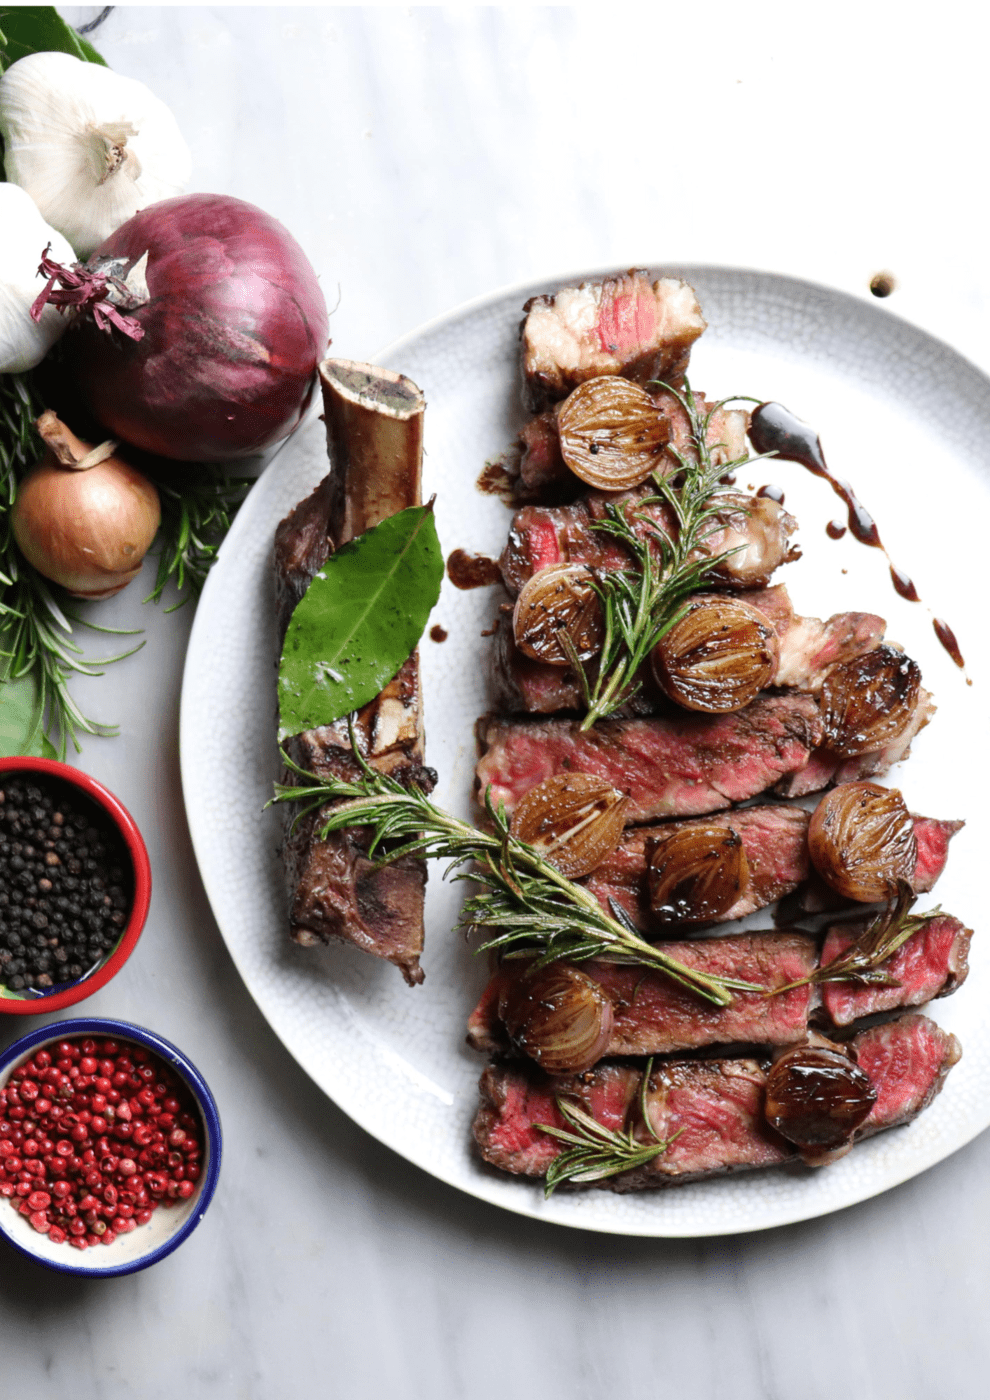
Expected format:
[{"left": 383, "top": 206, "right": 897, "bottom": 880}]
[
  {"left": 0, "top": 654, "right": 47, "bottom": 756},
  {"left": 278, "top": 502, "right": 443, "bottom": 740}
]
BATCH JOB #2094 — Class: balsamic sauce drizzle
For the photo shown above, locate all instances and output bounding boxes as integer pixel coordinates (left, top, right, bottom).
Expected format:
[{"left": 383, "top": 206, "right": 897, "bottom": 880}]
[{"left": 749, "top": 402, "right": 965, "bottom": 670}]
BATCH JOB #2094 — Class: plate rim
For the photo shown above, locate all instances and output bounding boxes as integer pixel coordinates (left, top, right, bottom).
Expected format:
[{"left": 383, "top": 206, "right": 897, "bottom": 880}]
[{"left": 180, "top": 262, "right": 990, "bottom": 1237}]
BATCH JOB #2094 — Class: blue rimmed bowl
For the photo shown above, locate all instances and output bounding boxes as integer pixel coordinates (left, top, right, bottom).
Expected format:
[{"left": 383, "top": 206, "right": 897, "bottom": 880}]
[{"left": 0, "top": 1018, "right": 221, "bottom": 1276}]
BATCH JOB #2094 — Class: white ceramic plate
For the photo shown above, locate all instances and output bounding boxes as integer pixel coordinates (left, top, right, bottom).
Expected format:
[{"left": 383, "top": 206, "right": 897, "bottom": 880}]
[{"left": 180, "top": 266, "right": 990, "bottom": 1236}]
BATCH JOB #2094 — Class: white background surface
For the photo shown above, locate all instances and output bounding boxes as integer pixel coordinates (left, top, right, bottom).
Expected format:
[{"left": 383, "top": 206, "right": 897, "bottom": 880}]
[{"left": 2, "top": 4, "right": 988, "bottom": 1397}]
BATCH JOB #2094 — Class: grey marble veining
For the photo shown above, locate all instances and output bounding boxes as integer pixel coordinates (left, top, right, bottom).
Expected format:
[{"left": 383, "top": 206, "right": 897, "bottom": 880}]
[{"left": 1, "top": 6, "right": 989, "bottom": 1397}]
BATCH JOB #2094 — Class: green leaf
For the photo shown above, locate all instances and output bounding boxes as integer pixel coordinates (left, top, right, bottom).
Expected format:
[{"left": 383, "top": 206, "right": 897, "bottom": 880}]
[
  {"left": 0, "top": 7, "right": 108, "bottom": 73},
  {"left": 278, "top": 503, "right": 444, "bottom": 740},
  {"left": 0, "top": 654, "right": 46, "bottom": 756}
]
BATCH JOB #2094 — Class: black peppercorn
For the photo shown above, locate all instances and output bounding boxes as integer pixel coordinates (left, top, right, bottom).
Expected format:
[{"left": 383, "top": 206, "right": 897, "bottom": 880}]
[{"left": 0, "top": 775, "right": 133, "bottom": 994}]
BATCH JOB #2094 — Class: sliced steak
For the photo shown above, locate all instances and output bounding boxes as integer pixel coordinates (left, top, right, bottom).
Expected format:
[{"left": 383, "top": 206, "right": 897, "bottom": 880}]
[
  {"left": 473, "top": 1014, "right": 960, "bottom": 1187},
  {"left": 584, "top": 805, "right": 811, "bottom": 931},
  {"left": 468, "top": 908, "right": 970, "bottom": 1062},
  {"left": 520, "top": 270, "right": 706, "bottom": 413},
  {"left": 276, "top": 361, "right": 431, "bottom": 986},
  {"left": 467, "top": 933, "right": 817, "bottom": 1059},
  {"left": 475, "top": 694, "right": 823, "bottom": 823},
  {"left": 500, "top": 488, "right": 797, "bottom": 597},
  {"left": 854, "top": 1014, "right": 961, "bottom": 1136},
  {"left": 820, "top": 914, "right": 971, "bottom": 1027}
]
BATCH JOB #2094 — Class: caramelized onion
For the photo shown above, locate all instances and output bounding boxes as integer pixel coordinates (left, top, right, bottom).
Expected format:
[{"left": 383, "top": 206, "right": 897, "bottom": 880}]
[
  {"left": 808, "top": 781, "right": 916, "bottom": 903},
  {"left": 510, "top": 772, "right": 628, "bottom": 878},
  {"left": 647, "top": 823, "right": 750, "bottom": 923},
  {"left": 651, "top": 595, "right": 780, "bottom": 713},
  {"left": 821, "top": 644, "right": 922, "bottom": 757},
  {"left": 764, "top": 1045, "right": 876, "bottom": 1148},
  {"left": 556, "top": 377, "right": 670, "bottom": 490},
  {"left": 512, "top": 564, "right": 604, "bottom": 666},
  {"left": 499, "top": 963, "right": 614, "bottom": 1073}
]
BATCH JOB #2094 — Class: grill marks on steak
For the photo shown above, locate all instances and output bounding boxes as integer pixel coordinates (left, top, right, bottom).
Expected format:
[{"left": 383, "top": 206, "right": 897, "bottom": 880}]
[
  {"left": 475, "top": 695, "right": 823, "bottom": 823},
  {"left": 473, "top": 1014, "right": 961, "bottom": 1187},
  {"left": 520, "top": 270, "right": 706, "bottom": 414},
  {"left": 499, "top": 488, "right": 797, "bottom": 597}
]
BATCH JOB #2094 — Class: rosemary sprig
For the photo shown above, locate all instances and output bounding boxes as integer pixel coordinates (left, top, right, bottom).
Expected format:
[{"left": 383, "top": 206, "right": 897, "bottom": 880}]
[
  {"left": 573, "top": 383, "right": 765, "bottom": 730},
  {"left": 144, "top": 466, "right": 250, "bottom": 608},
  {"left": 536, "top": 1057, "right": 681, "bottom": 1197},
  {"left": 0, "top": 372, "right": 142, "bottom": 758},
  {"left": 271, "top": 734, "right": 764, "bottom": 1007},
  {"left": 773, "top": 883, "right": 942, "bottom": 995}
]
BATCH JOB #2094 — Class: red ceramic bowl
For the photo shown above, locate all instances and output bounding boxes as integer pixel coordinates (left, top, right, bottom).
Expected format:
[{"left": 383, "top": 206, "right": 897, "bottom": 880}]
[{"left": 0, "top": 758, "right": 151, "bottom": 1014}]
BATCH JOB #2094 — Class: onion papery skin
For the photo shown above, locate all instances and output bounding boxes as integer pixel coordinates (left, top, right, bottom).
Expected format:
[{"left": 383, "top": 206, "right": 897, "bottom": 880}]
[
  {"left": 13, "top": 455, "right": 161, "bottom": 599},
  {"left": 61, "top": 194, "right": 330, "bottom": 463}
]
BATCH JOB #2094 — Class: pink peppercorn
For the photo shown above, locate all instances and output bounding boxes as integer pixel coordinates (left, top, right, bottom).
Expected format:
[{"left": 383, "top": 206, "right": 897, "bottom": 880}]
[{"left": 0, "top": 1037, "right": 205, "bottom": 1252}]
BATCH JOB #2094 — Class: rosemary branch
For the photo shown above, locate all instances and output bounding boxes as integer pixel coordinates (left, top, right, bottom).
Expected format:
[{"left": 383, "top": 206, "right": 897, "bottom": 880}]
[
  {"left": 573, "top": 383, "right": 767, "bottom": 730},
  {"left": 536, "top": 1057, "right": 681, "bottom": 1196},
  {"left": 144, "top": 466, "right": 250, "bottom": 608},
  {"left": 773, "top": 882, "right": 941, "bottom": 995},
  {"left": 0, "top": 372, "right": 142, "bottom": 757},
  {"left": 271, "top": 735, "right": 765, "bottom": 1007}
]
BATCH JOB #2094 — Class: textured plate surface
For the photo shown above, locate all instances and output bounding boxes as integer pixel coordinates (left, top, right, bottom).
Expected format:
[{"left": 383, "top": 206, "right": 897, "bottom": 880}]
[{"left": 180, "top": 266, "right": 990, "bottom": 1236}]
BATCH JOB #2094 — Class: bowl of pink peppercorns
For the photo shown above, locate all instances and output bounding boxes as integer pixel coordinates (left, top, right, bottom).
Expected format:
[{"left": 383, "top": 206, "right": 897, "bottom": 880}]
[{"left": 0, "top": 1018, "right": 221, "bottom": 1275}]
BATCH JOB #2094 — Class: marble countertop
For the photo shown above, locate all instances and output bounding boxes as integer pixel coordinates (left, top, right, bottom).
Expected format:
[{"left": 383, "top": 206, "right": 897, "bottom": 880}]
[{"left": 2, "top": 6, "right": 989, "bottom": 1396}]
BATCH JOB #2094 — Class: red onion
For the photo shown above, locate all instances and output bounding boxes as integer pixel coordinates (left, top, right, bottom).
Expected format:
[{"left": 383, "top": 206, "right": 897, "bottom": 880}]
[{"left": 56, "top": 194, "right": 329, "bottom": 462}]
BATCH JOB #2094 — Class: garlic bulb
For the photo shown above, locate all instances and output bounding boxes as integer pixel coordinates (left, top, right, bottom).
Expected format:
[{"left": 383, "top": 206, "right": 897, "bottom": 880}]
[
  {"left": 0, "top": 52, "right": 191, "bottom": 258},
  {"left": 0, "top": 184, "right": 77, "bottom": 374}
]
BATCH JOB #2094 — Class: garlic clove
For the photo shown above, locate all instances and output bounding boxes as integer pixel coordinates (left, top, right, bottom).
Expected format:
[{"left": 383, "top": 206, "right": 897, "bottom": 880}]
[
  {"left": 0, "top": 52, "right": 191, "bottom": 259},
  {"left": 0, "top": 185, "right": 77, "bottom": 374}
]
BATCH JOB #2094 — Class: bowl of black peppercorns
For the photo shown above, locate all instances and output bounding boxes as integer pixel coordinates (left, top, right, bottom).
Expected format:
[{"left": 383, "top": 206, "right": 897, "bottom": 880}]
[{"left": 0, "top": 759, "right": 151, "bottom": 1015}]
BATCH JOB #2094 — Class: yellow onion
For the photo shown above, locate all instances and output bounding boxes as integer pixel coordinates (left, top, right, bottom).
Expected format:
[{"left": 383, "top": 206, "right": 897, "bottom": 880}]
[
  {"left": 820, "top": 644, "right": 921, "bottom": 757},
  {"left": 499, "top": 963, "right": 614, "bottom": 1072},
  {"left": 808, "top": 781, "right": 916, "bottom": 902},
  {"left": 12, "top": 412, "right": 160, "bottom": 599},
  {"left": 556, "top": 376, "right": 670, "bottom": 490},
  {"left": 512, "top": 563, "right": 604, "bottom": 667},
  {"left": 510, "top": 771, "right": 628, "bottom": 878},
  {"left": 764, "top": 1044, "right": 876, "bottom": 1148},
  {"left": 647, "top": 822, "right": 750, "bottom": 923},
  {"left": 651, "top": 595, "right": 780, "bottom": 713}
]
